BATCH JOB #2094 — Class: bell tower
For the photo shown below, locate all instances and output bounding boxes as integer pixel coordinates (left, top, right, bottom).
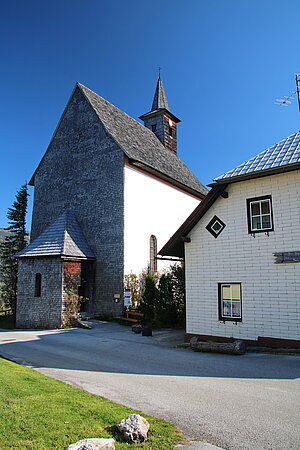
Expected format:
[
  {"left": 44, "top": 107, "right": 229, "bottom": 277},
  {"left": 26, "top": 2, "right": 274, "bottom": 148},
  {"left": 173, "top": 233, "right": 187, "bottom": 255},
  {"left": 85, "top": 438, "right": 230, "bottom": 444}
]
[{"left": 139, "top": 77, "right": 181, "bottom": 153}]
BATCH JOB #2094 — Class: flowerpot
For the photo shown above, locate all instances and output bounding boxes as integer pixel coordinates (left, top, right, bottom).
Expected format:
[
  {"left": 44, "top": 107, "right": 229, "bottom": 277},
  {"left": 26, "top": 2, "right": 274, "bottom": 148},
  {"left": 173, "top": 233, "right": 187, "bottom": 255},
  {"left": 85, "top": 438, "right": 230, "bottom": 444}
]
[
  {"left": 132, "top": 324, "right": 142, "bottom": 334},
  {"left": 142, "top": 327, "right": 152, "bottom": 336}
]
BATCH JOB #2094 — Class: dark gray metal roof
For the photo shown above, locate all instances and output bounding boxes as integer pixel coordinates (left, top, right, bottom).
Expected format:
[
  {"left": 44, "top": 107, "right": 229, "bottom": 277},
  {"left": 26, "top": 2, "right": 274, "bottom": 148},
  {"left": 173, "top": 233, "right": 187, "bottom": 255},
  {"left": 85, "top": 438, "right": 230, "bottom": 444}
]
[
  {"left": 215, "top": 130, "right": 300, "bottom": 181},
  {"left": 151, "top": 77, "right": 170, "bottom": 111},
  {"left": 16, "top": 211, "right": 95, "bottom": 259},
  {"left": 78, "top": 83, "right": 207, "bottom": 196}
]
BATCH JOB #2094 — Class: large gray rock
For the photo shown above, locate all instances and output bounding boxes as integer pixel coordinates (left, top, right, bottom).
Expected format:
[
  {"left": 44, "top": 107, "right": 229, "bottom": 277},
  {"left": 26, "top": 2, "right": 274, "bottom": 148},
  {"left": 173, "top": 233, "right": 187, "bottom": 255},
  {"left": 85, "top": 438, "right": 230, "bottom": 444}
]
[
  {"left": 117, "top": 414, "right": 150, "bottom": 443},
  {"left": 66, "top": 438, "right": 115, "bottom": 449}
]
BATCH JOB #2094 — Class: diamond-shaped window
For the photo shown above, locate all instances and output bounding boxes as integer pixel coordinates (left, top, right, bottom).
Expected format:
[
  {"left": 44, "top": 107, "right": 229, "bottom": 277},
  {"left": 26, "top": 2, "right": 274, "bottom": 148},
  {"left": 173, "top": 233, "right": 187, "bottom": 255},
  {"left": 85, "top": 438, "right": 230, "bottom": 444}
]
[{"left": 206, "top": 215, "right": 226, "bottom": 238}]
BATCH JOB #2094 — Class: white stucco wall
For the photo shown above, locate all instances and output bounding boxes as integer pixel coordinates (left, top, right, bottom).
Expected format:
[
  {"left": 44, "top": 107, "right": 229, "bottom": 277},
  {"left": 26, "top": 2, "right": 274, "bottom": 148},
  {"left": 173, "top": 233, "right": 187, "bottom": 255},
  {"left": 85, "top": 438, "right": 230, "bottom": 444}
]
[
  {"left": 185, "top": 169, "right": 300, "bottom": 342},
  {"left": 124, "top": 166, "right": 200, "bottom": 274}
]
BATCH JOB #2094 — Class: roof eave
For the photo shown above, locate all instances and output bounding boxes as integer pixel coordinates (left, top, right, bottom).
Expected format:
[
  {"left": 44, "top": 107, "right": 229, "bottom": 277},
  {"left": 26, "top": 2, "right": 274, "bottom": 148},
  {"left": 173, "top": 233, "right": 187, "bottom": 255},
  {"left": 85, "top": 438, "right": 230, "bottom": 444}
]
[
  {"left": 128, "top": 158, "right": 207, "bottom": 198},
  {"left": 158, "top": 184, "right": 228, "bottom": 257},
  {"left": 139, "top": 109, "right": 181, "bottom": 123},
  {"left": 211, "top": 162, "right": 300, "bottom": 187},
  {"left": 17, "top": 253, "right": 95, "bottom": 260}
]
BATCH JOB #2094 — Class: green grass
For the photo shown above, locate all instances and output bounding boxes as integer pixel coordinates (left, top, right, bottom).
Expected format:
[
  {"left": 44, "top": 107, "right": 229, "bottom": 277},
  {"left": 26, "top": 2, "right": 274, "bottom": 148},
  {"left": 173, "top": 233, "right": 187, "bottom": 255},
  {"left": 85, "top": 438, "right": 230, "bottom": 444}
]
[{"left": 0, "top": 358, "right": 182, "bottom": 449}]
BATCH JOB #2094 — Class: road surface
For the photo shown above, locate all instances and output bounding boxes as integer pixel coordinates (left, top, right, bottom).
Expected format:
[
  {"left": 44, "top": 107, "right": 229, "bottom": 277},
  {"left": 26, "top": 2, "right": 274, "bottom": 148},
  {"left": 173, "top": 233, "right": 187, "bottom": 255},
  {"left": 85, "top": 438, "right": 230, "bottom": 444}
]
[{"left": 0, "top": 321, "right": 299, "bottom": 449}]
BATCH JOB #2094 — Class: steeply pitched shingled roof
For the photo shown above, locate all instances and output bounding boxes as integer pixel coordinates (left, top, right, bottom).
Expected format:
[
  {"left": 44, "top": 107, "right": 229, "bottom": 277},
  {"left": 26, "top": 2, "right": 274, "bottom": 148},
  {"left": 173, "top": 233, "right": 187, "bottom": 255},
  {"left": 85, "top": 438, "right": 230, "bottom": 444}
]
[
  {"left": 16, "top": 211, "right": 95, "bottom": 259},
  {"left": 78, "top": 84, "right": 207, "bottom": 196},
  {"left": 151, "top": 77, "right": 170, "bottom": 111},
  {"left": 215, "top": 130, "right": 300, "bottom": 182}
]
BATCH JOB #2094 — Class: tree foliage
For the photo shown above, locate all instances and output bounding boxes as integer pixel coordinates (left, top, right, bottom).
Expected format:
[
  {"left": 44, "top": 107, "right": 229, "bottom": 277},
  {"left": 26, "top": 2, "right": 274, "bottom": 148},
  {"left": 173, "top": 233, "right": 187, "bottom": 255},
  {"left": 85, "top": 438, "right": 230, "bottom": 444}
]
[
  {"left": 138, "top": 268, "right": 158, "bottom": 326},
  {"left": 138, "top": 263, "right": 185, "bottom": 328},
  {"left": 123, "top": 273, "right": 141, "bottom": 309},
  {"left": 0, "top": 184, "right": 29, "bottom": 312}
]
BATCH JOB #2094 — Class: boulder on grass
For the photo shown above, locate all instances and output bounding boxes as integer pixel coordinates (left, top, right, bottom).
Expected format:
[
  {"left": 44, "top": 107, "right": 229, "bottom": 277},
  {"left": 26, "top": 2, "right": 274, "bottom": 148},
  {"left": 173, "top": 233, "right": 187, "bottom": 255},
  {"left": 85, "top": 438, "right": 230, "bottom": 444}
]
[
  {"left": 66, "top": 438, "right": 115, "bottom": 449},
  {"left": 117, "top": 414, "right": 150, "bottom": 443}
]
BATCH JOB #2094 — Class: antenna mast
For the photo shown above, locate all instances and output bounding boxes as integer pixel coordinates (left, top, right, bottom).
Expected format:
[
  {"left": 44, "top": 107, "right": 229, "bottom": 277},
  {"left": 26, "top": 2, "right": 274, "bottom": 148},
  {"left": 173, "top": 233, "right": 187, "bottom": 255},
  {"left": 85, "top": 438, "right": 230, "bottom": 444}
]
[
  {"left": 275, "top": 74, "right": 300, "bottom": 111},
  {"left": 295, "top": 74, "right": 300, "bottom": 113}
]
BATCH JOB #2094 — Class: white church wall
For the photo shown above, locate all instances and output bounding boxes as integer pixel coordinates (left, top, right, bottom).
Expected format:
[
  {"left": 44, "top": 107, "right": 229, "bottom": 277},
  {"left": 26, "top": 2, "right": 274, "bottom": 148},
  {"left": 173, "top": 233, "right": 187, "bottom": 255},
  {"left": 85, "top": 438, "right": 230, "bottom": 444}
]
[{"left": 124, "top": 166, "right": 200, "bottom": 275}]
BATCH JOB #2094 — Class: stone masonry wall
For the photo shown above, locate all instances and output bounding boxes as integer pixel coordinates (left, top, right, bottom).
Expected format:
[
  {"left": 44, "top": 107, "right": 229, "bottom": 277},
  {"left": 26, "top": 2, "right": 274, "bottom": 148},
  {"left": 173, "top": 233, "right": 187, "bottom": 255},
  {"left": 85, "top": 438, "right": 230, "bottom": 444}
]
[
  {"left": 62, "top": 260, "right": 81, "bottom": 324},
  {"left": 30, "top": 86, "right": 124, "bottom": 316},
  {"left": 16, "top": 258, "right": 63, "bottom": 328}
]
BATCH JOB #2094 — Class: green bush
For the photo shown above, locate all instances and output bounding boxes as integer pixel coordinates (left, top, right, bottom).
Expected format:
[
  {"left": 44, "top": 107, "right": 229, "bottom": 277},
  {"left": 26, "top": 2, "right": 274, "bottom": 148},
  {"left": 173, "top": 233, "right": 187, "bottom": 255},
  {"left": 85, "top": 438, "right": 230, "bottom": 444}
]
[{"left": 138, "top": 263, "right": 185, "bottom": 328}]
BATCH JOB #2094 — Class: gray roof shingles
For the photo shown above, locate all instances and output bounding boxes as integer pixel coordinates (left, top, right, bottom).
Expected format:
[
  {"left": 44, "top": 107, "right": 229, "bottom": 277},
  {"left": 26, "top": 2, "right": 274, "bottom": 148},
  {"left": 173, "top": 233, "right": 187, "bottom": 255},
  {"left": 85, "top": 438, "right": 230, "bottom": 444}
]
[
  {"left": 17, "top": 211, "right": 95, "bottom": 259},
  {"left": 215, "top": 130, "right": 300, "bottom": 181},
  {"left": 79, "top": 83, "right": 207, "bottom": 196},
  {"left": 151, "top": 77, "right": 170, "bottom": 111}
]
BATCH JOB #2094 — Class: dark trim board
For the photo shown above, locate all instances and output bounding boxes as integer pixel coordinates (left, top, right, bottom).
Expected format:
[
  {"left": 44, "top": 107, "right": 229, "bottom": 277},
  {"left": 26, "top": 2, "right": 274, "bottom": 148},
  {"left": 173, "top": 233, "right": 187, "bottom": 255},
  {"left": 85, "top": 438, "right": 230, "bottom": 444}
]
[
  {"left": 184, "top": 333, "right": 300, "bottom": 349},
  {"left": 209, "top": 161, "right": 300, "bottom": 187}
]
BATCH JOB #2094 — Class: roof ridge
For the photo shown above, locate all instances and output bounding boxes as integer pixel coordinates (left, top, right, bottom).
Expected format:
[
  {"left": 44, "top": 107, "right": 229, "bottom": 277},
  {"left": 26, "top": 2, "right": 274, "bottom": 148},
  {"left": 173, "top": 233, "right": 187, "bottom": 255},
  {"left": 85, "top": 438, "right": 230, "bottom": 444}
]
[{"left": 78, "top": 83, "right": 147, "bottom": 127}]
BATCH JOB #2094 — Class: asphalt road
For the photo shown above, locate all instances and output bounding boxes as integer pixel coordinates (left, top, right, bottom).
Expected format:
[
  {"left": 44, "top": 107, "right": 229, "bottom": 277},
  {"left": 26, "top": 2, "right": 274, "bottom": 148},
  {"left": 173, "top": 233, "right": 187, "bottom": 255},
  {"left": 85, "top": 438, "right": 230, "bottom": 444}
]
[{"left": 0, "top": 321, "right": 299, "bottom": 450}]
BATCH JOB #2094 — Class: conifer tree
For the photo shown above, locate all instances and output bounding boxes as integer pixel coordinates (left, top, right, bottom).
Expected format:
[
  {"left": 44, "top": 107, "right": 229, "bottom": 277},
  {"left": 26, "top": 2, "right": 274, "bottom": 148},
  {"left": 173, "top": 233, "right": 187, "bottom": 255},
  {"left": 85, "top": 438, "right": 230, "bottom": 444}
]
[
  {"left": 138, "top": 268, "right": 158, "bottom": 326},
  {"left": 0, "top": 184, "right": 29, "bottom": 312}
]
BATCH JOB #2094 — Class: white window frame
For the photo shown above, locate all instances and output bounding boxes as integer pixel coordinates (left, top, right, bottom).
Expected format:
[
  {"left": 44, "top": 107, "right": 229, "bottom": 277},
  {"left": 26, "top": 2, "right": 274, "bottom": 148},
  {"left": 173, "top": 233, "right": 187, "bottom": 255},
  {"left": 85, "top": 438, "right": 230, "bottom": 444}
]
[{"left": 211, "top": 219, "right": 223, "bottom": 235}]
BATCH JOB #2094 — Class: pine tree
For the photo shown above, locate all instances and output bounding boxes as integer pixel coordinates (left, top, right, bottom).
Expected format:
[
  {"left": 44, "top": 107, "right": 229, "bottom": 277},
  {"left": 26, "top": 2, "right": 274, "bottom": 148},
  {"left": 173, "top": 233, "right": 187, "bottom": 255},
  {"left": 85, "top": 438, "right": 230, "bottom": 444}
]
[{"left": 0, "top": 184, "right": 29, "bottom": 313}]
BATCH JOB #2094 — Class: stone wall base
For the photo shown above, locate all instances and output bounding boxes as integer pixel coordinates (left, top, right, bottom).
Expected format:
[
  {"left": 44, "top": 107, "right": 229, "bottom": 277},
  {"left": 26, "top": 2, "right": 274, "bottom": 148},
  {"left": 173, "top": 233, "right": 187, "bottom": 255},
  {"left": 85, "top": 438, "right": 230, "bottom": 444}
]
[{"left": 184, "top": 333, "right": 300, "bottom": 349}]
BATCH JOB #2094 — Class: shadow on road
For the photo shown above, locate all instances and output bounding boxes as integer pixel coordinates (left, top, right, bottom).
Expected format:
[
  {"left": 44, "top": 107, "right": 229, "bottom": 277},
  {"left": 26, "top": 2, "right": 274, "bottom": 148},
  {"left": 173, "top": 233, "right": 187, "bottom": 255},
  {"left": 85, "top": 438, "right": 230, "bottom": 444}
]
[{"left": 0, "top": 321, "right": 299, "bottom": 380}]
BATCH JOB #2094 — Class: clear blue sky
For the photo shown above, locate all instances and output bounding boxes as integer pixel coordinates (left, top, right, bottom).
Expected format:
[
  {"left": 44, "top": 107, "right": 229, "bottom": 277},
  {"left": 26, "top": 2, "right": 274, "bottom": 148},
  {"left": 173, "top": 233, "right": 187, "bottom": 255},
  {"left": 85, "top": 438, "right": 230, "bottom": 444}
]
[{"left": 1, "top": 0, "right": 300, "bottom": 228}]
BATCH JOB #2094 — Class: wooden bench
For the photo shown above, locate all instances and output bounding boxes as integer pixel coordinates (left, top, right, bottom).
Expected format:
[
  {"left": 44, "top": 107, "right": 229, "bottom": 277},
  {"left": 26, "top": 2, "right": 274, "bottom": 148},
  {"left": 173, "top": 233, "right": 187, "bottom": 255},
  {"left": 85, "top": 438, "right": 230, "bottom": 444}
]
[
  {"left": 0, "top": 309, "right": 11, "bottom": 317},
  {"left": 116, "top": 311, "right": 144, "bottom": 324}
]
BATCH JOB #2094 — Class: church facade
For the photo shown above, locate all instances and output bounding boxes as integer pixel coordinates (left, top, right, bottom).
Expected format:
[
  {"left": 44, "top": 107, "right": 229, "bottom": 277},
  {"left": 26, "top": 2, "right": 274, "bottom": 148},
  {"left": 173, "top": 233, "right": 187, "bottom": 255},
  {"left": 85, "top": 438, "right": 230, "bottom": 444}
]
[{"left": 16, "top": 79, "right": 207, "bottom": 328}]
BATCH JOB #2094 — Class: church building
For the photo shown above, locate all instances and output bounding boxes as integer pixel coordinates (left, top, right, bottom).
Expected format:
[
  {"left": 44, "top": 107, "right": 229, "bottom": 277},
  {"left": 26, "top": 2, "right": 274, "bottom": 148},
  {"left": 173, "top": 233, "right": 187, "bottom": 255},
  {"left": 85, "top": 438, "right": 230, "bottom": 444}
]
[{"left": 16, "top": 78, "right": 207, "bottom": 328}]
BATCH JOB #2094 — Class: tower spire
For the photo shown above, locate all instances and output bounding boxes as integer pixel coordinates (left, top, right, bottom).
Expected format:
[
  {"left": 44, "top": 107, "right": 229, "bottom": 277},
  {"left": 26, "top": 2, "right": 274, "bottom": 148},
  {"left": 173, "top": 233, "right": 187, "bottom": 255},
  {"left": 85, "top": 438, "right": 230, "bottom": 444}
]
[
  {"left": 139, "top": 76, "right": 181, "bottom": 154},
  {"left": 151, "top": 77, "right": 170, "bottom": 111}
]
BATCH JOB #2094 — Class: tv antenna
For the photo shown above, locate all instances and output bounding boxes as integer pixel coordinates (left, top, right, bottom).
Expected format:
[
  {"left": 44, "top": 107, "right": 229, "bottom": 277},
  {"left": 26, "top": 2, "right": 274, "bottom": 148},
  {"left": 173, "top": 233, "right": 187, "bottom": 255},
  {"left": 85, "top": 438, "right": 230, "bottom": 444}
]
[{"left": 275, "top": 74, "right": 300, "bottom": 112}]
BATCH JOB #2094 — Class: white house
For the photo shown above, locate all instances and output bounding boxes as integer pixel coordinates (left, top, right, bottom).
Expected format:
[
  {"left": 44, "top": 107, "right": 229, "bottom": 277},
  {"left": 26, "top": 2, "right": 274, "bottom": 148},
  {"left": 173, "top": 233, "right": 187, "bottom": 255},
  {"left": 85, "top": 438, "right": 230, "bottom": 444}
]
[{"left": 159, "top": 131, "right": 300, "bottom": 348}]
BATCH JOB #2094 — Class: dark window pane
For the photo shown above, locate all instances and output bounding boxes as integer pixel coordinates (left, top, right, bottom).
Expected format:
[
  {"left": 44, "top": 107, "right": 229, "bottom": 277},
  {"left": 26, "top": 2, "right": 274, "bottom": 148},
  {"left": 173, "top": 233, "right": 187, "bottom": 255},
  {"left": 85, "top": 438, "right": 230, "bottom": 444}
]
[
  {"left": 262, "top": 215, "right": 271, "bottom": 228},
  {"left": 252, "top": 216, "right": 261, "bottom": 230},
  {"left": 222, "top": 300, "right": 231, "bottom": 316},
  {"left": 261, "top": 200, "right": 270, "bottom": 214},
  {"left": 251, "top": 202, "right": 260, "bottom": 215},
  {"left": 35, "top": 273, "right": 41, "bottom": 297},
  {"left": 212, "top": 220, "right": 222, "bottom": 233},
  {"left": 232, "top": 301, "right": 241, "bottom": 317}
]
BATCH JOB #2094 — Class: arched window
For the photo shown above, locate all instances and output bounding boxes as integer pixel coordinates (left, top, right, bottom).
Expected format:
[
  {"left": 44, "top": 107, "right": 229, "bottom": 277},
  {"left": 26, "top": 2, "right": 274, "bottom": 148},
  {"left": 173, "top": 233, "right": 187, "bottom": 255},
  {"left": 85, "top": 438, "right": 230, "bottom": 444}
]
[
  {"left": 34, "top": 273, "right": 42, "bottom": 297},
  {"left": 149, "top": 235, "right": 157, "bottom": 273}
]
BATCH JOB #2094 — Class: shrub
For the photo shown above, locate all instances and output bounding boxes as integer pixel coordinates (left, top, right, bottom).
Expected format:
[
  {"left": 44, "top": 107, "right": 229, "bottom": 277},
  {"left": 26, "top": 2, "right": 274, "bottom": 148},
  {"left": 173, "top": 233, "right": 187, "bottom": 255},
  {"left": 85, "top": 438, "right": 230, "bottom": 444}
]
[{"left": 137, "top": 263, "right": 185, "bottom": 329}]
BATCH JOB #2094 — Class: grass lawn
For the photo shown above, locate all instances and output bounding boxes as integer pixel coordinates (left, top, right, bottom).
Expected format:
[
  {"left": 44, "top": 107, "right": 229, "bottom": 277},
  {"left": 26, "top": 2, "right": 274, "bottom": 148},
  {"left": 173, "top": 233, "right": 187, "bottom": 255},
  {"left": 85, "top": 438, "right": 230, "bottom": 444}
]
[{"left": 0, "top": 358, "right": 182, "bottom": 449}]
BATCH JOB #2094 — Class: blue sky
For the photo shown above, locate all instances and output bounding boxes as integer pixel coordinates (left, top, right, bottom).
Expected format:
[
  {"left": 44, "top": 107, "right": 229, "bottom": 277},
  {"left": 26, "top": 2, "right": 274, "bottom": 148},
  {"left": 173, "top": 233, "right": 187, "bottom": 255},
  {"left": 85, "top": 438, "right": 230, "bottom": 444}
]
[{"left": 1, "top": 0, "right": 300, "bottom": 228}]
